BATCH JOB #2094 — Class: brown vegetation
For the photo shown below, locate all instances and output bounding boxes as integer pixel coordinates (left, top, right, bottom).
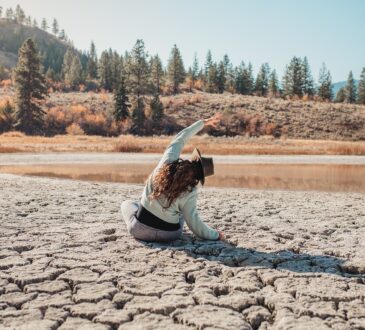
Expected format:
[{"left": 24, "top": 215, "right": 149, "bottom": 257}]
[{"left": 1, "top": 132, "right": 365, "bottom": 155}]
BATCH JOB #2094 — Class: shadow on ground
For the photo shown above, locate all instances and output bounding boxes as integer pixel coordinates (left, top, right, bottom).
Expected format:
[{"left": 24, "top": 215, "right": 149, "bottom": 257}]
[{"left": 140, "top": 233, "right": 364, "bottom": 279}]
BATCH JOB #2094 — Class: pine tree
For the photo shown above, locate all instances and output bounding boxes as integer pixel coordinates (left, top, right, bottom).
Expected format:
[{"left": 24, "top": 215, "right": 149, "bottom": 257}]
[
  {"left": 255, "top": 63, "right": 270, "bottom": 96},
  {"left": 114, "top": 77, "right": 130, "bottom": 121},
  {"left": 150, "top": 55, "right": 164, "bottom": 94},
  {"left": 128, "top": 39, "right": 149, "bottom": 97},
  {"left": 150, "top": 94, "right": 164, "bottom": 122},
  {"left": 222, "top": 55, "right": 234, "bottom": 92},
  {"left": 33, "top": 19, "right": 38, "bottom": 28},
  {"left": 0, "top": 7, "right": 3, "bottom": 18},
  {"left": 87, "top": 41, "right": 98, "bottom": 79},
  {"left": 25, "top": 16, "right": 31, "bottom": 26},
  {"left": 15, "top": 5, "right": 25, "bottom": 24},
  {"left": 167, "top": 44, "right": 185, "bottom": 94},
  {"left": 345, "top": 71, "right": 357, "bottom": 103},
  {"left": 132, "top": 97, "right": 146, "bottom": 132},
  {"left": 268, "top": 69, "right": 279, "bottom": 97},
  {"left": 98, "top": 50, "right": 112, "bottom": 91},
  {"left": 317, "top": 63, "right": 333, "bottom": 101},
  {"left": 13, "top": 39, "right": 47, "bottom": 135},
  {"left": 204, "top": 50, "right": 213, "bottom": 78},
  {"left": 62, "top": 49, "right": 82, "bottom": 89},
  {"left": 191, "top": 53, "right": 199, "bottom": 89},
  {"left": 358, "top": 67, "right": 365, "bottom": 105},
  {"left": 206, "top": 63, "right": 218, "bottom": 93},
  {"left": 335, "top": 87, "right": 346, "bottom": 103},
  {"left": 110, "top": 50, "right": 122, "bottom": 90},
  {"left": 217, "top": 61, "right": 226, "bottom": 93},
  {"left": 59, "top": 29, "right": 65, "bottom": 40},
  {"left": 6, "top": 8, "right": 14, "bottom": 20},
  {"left": 52, "top": 19, "right": 59, "bottom": 36},
  {"left": 41, "top": 18, "right": 48, "bottom": 31},
  {"left": 282, "top": 57, "right": 303, "bottom": 98},
  {"left": 301, "top": 56, "right": 314, "bottom": 97}
]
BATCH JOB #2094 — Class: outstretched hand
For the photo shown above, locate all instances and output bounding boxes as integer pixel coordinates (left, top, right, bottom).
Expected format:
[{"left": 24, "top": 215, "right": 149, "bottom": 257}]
[
  {"left": 217, "top": 230, "right": 225, "bottom": 240},
  {"left": 204, "top": 113, "right": 222, "bottom": 129}
]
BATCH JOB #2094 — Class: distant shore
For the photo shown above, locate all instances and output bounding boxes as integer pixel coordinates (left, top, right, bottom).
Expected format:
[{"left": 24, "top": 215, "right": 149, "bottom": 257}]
[{"left": 1, "top": 133, "right": 365, "bottom": 155}]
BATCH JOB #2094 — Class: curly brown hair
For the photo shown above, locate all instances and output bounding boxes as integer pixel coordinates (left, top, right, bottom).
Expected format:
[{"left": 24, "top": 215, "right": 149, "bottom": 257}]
[{"left": 149, "top": 159, "right": 199, "bottom": 208}]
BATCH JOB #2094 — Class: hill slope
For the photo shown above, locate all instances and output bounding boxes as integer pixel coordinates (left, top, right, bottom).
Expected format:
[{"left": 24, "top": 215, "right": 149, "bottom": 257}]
[
  {"left": 35, "top": 91, "right": 365, "bottom": 141},
  {"left": 0, "top": 19, "right": 70, "bottom": 73},
  {"left": 332, "top": 80, "right": 360, "bottom": 97}
]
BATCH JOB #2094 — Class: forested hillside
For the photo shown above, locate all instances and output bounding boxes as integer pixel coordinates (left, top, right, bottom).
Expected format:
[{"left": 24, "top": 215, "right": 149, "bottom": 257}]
[{"left": 1, "top": 4, "right": 365, "bottom": 139}]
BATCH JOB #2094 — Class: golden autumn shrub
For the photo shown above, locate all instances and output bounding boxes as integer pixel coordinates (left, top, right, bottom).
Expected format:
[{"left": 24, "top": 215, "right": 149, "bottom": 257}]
[{"left": 66, "top": 123, "right": 85, "bottom": 135}]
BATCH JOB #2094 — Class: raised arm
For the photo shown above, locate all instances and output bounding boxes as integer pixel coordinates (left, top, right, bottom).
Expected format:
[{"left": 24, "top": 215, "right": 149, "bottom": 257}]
[
  {"left": 181, "top": 190, "right": 219, "bottom": 240},
  {"left": 156, "top": 113, "right": 222, "bottom": 169},
  {"left": 156, "top": 120, "right": 204, "bottom": 169}
]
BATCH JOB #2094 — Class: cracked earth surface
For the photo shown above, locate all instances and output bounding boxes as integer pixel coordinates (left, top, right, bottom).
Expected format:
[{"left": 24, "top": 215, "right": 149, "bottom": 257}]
[{"left": 0, "top": 173, "right": 365, "bottom": 329}]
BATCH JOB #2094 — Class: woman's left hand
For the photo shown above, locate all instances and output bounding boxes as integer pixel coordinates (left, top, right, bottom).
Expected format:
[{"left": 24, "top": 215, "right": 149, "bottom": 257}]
[
  {"left": 204, "top": 113, "right": 222, "bottom": 129},
  {"left": 217, "top": 230, "right": 225, "bottom": 240}
]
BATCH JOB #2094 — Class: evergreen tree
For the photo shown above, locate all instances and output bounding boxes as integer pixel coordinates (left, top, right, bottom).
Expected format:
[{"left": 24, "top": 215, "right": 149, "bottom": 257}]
[
  {"left": 317, "top": 63, "right": 333, "bottom": 101},
  {"left": 62, "top": 49, "right": 82, "bottom": 89},
  {"left": 268, "top": 69, "right": 279, "bottom": 97},
  {"left": 167, "top": 44, "right": 185, "bottom": 94},
  {"left": 128, "top": 39, "right": 149, "bottom": 97},
  {"left": 87, "top": 41, "right": 98, "bottom": 79},
  {"left": 114, "top": 78, "right": 130, "bottom": 121},
  {"left": 25, "top": 16, "right": 31, "bottom": 26},
  {"left": 13, "top": 39, "right": 47, "bottom": 135},
  {"left": 345, "top": 71, "right": 357, "bottom": 103},
  {"left": 255, "top": 63, "right": 270, "bottom": 96},
  {"left": 222, "top": 55, "right": 234, "bottom": 92},
  {"left": 206, "top": 62, "right": 218, "bottom": 93},
  {"left": 0, "top": 7, "right": 3, "bottom": 18},
  {"left": 204, "top": 50, "right": 213, "bottom": 77},
  {"left": 6, "top": 8, "right": 14, "bottom": 20},
  {"left": 110, "top": 50, "right": 122, "bottom": 90},
  {"left": 98, "top": 50, "right": 112, "bottom": 91},
  {"left": 15, "top": 5, "right": 25, "bottom": 24},
  {"left": 358, "top": 67, "right": 365, "bottom": 105},
  {"left": 191, "top": 53, "right": 199, "bottom": 89},
  {"left": 150, "top": 55, "right": 164, "bottom": 94},
  {"left": 282, "top": 56, "right": 303, "bottom": 97},
  {"left": 150, "top": 94, "right": 164, "bottom": 122},
  {"left": 335, "top": 87, "right": 346, "bottom": 103},
  {"left": 33, "top": 19, "right": 38, "bottom": 28},
  {"left": 132, "top": 97, "right": 146, "bottom": 132},
  {"left": 59, "top": 29, "right": 66, "bottom": 40},
  {"left": 235, "top": 62, "right": 254, "bottom": 95},
  {"left": 52, "top": 19, "right": 59, "bottom": 36},
  {"left": 41, "top": 18, "right": 48, "bottom": 31},
  {"left": 301, "top": 56, "right": 314, "bottom": 96},
  {"left": 217, "top": 61, "right": 226, "bottom": 93}
]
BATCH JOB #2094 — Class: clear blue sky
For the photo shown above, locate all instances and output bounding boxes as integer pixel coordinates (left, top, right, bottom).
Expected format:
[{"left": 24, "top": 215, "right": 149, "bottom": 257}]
[{"left": 2, "top": 0, "right": 365, "bottom": 82}]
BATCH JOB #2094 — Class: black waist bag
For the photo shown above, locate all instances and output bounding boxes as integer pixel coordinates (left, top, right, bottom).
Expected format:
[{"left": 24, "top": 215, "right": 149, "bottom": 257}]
[{"left": 136, "top": 204, "right": 180, "bottom": 231}]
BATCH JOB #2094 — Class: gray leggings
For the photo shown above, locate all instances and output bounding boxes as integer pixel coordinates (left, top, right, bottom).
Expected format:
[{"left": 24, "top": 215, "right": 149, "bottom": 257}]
[{"left": 121, "top": 200, "right": 185, "bottom": 242}]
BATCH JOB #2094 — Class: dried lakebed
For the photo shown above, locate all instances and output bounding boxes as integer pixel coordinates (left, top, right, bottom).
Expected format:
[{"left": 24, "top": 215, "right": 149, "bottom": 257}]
[{"left": 0, "top": 173, "right": 365, "bottom": 329}]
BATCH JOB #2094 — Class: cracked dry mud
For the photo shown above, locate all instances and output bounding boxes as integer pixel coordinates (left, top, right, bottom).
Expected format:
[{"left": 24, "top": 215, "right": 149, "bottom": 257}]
[{"left": 0, "top": 173, "right": 365, "bottom": 330}]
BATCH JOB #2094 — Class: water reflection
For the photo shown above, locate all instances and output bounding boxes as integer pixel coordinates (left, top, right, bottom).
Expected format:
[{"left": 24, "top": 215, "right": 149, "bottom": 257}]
[{"left": 1, "top": 163, "right": 365, "bottom": 192}]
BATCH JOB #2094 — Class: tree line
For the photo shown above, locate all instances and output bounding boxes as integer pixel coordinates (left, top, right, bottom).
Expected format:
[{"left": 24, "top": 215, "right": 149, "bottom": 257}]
[
  {"left": 0, "top": 4, "right": 69, "bottom": 42},
  {"left": 1, "top": 38, "right": 165, "bottom": 135},
  {"left": 2, "top": 5, "right": 365, "bottom": 105}
]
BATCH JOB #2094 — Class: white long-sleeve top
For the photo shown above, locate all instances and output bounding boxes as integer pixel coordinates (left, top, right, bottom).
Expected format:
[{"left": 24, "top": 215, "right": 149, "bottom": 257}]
[{"left": 140, "top": 120, "right": 219, "bottom": 240}]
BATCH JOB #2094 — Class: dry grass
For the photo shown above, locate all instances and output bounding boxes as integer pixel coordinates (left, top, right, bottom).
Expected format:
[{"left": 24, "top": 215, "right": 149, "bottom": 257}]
[{"left": 1, "top": 133, "right": 365, "bottom": 155}]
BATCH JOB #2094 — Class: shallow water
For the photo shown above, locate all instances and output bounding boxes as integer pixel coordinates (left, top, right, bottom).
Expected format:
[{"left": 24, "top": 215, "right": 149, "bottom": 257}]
[{"left": 1, "top": 163, "right": 365, "bottom": 192}]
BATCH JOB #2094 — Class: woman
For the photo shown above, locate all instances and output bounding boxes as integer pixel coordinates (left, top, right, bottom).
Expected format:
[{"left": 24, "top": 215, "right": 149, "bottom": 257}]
[{"left": 121, "top": 114, "right": 225, "bottom": 242}]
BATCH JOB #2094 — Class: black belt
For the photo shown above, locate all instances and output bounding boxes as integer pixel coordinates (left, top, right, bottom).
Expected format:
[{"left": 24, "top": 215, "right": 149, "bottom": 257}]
[{"left": 136, "top": 205, "right": 180, "bottom": 231}]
